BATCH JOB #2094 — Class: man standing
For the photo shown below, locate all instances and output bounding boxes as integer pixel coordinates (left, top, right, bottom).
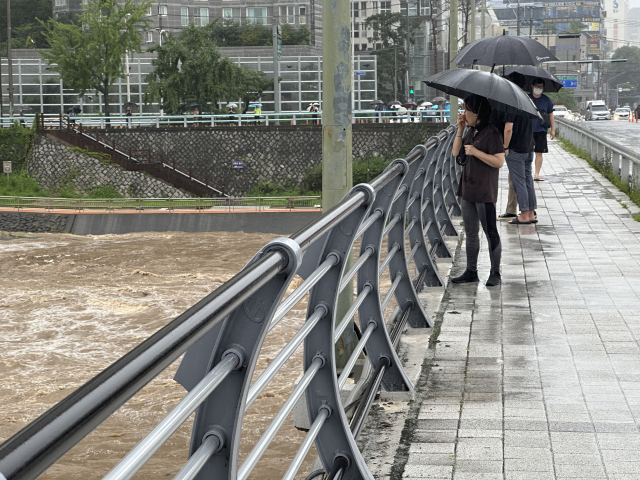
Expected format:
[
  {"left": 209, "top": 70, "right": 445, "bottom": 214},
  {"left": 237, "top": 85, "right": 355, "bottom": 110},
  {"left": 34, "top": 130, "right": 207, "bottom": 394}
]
[{"left": 529, "top": 78, "right": 555, "bottom": 181}]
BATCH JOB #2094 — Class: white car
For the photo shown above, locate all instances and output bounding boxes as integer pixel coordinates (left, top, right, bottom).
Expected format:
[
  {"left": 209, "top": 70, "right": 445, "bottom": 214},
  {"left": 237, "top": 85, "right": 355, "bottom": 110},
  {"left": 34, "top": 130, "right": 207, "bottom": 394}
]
[
  {"left": 553, "top": 105, "right": 570, "bottom": 118},
  {"left": 613, "top": 108, "right": 630, "bottom": 121}
]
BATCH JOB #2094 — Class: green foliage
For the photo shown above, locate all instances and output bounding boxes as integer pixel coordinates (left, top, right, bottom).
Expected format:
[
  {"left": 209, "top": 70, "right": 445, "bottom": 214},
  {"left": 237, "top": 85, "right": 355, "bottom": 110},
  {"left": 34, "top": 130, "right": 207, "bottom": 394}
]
[
  {"left": 69, "top": 146, "right": 113, "bottom": 165},
  {"left": 565, "top": 21, "right": 587, "bottom": 33},
  {"left": 209, "top": 19, "right": 311, "bottom": 47},
  {"left": 609, "top": 46, "right": 640, "bottom": 103},
  {"left": 88, "top": 185, "right": 122, "bottom": 198},
  {"left": 39, "top": 0, "right": 153, "bottom": 117},
  {"left": 145, "top": 24, "right": 272, "bottom": 114},
  {"left": 0, "top": 170, "right": 49, "bottom": 197},
  {"left": 0, "top": 0, "right": 53, "bottom": 50},
  {"left": 0, "top": 125, "right": 37, "bottom": 172},
  {"left": 545, "top": 89, "right": 577, "bottom": 111},
  {"left": 298, "top": 157, "right": 394, "bottom": 195},
  {"left": 364, "top": 12, "right": 421, "bottom": 102}
]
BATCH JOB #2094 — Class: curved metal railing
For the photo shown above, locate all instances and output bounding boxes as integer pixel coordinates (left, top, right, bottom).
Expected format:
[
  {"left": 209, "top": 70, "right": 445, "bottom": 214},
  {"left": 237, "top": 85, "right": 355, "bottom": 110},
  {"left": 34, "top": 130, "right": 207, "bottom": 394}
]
[{"left": 0, "top": 125, "right": 461, "bottom": 480}]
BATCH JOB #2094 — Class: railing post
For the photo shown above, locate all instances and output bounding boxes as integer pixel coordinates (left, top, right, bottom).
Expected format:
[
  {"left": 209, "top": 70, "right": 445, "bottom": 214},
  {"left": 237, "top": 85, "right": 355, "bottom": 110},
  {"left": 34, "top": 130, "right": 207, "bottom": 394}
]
[
  {"left": 184, "top": 116, "right": 188, "bottom": 128},
  {"left": 156, "top": 116, "right": 160, "bottom": 129},
  {"left": 433, "top": 127, "right": 458, "bottom": 236},
  {"left": 101, "top": 117, "right": 105, "bottom": 129},
  {"left": 293, "top": 114, "right": 296, "bottom": 125},
  {"left": 238, "top": 114, "right": 242, "bottom": 126}
]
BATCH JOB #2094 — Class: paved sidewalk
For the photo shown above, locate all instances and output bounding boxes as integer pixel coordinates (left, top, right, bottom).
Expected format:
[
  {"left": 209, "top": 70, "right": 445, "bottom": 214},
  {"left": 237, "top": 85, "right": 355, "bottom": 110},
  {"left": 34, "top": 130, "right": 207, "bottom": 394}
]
[{"left": 403, "top": 140, "right": 640, "bottom": 479}]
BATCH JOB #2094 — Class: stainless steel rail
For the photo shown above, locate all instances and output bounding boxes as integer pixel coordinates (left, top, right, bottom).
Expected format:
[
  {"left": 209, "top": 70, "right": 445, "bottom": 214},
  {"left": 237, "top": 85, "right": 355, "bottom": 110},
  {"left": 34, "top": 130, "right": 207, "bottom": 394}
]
[{"left": 0, "top": 125, "right": 460, "bottom": 480}]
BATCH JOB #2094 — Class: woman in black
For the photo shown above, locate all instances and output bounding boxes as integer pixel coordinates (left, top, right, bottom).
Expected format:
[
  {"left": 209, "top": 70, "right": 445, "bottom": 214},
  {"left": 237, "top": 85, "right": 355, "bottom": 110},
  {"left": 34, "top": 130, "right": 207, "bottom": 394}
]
[{"left": 451, "top": 94, "right": 505, "bottom": 287}]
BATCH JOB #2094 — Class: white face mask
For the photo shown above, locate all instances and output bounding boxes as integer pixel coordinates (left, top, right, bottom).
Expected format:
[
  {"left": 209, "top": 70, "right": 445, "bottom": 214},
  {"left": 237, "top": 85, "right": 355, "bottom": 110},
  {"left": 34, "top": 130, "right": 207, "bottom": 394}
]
[{"left": 533, "top": 87, "right": 543, "bottom": 95}]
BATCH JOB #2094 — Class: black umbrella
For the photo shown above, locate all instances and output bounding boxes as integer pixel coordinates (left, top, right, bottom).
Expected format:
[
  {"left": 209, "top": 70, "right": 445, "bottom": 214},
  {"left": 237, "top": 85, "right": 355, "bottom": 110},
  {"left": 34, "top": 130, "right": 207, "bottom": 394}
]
[
  {"left": 504, "top": 66, "right": 563, "bottom": 93},
  {"left": 453, "top": 35, "right": 558, "bottom": 68},
  {"left": 67, "top": 107, "right": 81, "bottom": 114},
  {"left": 186, "top": 102, "right": 199, "bottom": 109},
  {"left": 403, "top": 101, "right": 418, "bottom": 108},
  {"left": 423, "top": 69, "right": 542, "bottom": 119},
  {"left": 370, "top": 99, "right": 384, "bottom": 105}
]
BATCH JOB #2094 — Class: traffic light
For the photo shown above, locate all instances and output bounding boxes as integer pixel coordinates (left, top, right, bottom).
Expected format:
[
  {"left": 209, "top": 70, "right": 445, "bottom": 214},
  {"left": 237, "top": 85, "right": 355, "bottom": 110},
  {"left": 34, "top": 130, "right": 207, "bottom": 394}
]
[{"left": 409, "top": 86, "right": 414, "bottom": 95}]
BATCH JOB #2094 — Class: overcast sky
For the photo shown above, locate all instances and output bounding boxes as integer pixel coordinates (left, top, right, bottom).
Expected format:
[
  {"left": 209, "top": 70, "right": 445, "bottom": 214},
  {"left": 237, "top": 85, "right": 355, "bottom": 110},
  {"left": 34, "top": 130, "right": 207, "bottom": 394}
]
[{"left": 631, "top": 0, "right": 640, "bottom": 10}]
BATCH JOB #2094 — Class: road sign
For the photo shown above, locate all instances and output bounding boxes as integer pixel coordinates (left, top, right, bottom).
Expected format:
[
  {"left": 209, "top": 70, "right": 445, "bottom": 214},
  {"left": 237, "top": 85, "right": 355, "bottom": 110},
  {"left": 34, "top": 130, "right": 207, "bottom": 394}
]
[
  {"left": 3, "top": 161, "right": 11, "bottom": 180},
  {"left": 557, "top": 75, "right": 578, "bottom": 88},
  {"left": 354, "top": 71, "right": 366, "bottom": 75},
  {"left": 232, "top": 161, "right": 244, "bottom": 169}
]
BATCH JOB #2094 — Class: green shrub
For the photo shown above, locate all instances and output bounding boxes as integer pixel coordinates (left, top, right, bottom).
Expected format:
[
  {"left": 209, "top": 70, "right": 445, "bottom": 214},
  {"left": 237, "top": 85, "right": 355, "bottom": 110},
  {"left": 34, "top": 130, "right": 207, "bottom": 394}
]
[
  {"left": 88, "top": 185, "right": 122, "bottom": 198},
  {"left": 0, "top": 170, "right": 50, "bottom": 197},
  {"left": 0, "top": 125, "right": 36, "bottom": 172}
]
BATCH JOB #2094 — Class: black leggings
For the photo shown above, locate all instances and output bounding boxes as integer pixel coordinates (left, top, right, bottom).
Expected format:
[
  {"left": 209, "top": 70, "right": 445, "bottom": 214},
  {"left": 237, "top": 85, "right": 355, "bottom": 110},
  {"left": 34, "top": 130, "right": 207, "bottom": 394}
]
[{"left": 460, "top": 199, "right": 501, "bottom": 273}]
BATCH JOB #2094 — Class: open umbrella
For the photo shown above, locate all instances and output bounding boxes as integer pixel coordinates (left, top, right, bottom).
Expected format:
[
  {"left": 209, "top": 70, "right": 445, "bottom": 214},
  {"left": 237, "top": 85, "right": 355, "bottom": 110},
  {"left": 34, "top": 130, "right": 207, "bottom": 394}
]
[
  {"left": 67, "top": 107, "right": 82, "bottom": 114},
  {"left": 370, "top": 99, "right": 384, "bottom": 105},
  {"left": 249, "top": 103, "right": 263, "bottom": 107},
  {"left": 186, "top": 102, "right": 200, "bottom": 109},
  {"left": 403, "top": 101, "right": 418, "bottom": 108},
  {"left": 389, "top": 101, "right": 402, "bottom": 106},
  {"left": 423, "top": 69, "right": 541, "bottom": 119},
  {"left": 504, "top": 66, "right": 563, "bottom": 93},
  {"left": 420, "top": 101, "right": 433, "bottom": 107},
  {"left": 227, "top": 103, "right": 238, "bottom": 108},
  {"left": 432, "top": 96, "right": 446, "bottom": 103},
  {"left": 14, "top": 105, "right": 32, "bottom": 111},
  {"left": 453, "top": 34, "right": 558, "bottom": 69}
]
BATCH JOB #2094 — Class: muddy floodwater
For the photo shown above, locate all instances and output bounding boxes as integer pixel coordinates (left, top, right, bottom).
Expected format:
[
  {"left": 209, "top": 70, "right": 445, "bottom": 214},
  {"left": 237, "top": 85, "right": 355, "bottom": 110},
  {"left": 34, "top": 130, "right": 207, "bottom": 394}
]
[{"left": 0, "top": 231, "right": 319, "bottom": 479}]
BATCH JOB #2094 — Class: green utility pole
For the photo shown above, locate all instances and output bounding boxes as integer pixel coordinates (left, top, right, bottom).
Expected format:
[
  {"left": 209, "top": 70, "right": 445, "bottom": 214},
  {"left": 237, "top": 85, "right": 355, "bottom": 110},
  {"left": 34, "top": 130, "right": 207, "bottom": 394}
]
[
  {"left": 322, "top": 0, "right": 356, "bottom": 367},
  {"left": 273, "top": 25, "right": 282, "bottom": 123},
  {"left": 449, "top": 0, "right": 458, "bottom": 124}
]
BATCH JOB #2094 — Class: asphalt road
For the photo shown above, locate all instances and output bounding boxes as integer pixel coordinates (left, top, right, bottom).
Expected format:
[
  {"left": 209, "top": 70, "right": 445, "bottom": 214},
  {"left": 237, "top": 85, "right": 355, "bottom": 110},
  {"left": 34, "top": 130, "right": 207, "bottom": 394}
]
[{"left": 579, "top": 118, "right": 640, "bottom": 151}]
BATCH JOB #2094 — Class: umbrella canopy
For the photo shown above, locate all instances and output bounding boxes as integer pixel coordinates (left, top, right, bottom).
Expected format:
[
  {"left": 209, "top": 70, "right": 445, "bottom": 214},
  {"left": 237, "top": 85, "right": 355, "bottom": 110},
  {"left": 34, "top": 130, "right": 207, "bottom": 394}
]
[
  {"left": 249, "top": 103, "right": 263, "bottom": 107},
  {"left": 370, "top": 99, "right": 384, "bottom": 105},
  {"left": 67, "top": 107, "right": 82, "bottom": 114},
  {"left": 389, "top": 101, "right": 402, "bottom": 106},
  {"left": 403, "top": 101, "right": 418, "bottom": 108},
  {"left": 390, "top": 104, "right": 401, "bottom": 109},
  {"left": 14, "top": 105, "right": 32, "bottom": 111},
  {"left": 227, "top": 103, "right": 238, "bottom": 108},
  {"left": 423, "top": 69, "right": 542, "bottom": 119},
  {"left": 420, "top": 101, "right": 433, "bottom": 107},
  {"left": 186, "top": 102, "right": 200, "bottom": 109},
  {"left": 504, "top": 66, "right": 563, "bottom": 93},
  {"left": 453, "top": 35, "right": 558, "bottom": 68},
  {"left": 432, "top": 96, "right": 447, "bottom": 103}
]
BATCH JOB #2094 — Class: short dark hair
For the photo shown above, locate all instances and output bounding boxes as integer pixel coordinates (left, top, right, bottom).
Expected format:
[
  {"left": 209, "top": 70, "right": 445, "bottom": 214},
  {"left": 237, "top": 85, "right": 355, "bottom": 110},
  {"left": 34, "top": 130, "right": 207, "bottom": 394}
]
[
  {"left": 532, "top": 78, "right": 545, "bottom": 86},
  {"left": 464, "top": 94, "right": 492, "bottom": 125}
]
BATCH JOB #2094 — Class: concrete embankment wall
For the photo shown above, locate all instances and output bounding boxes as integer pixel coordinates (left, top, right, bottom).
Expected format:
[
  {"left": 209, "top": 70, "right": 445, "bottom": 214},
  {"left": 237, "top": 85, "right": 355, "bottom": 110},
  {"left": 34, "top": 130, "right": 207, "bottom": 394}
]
[
  {"left": 101, "top": 123, "right": 443, "bottom": 196},
  {"left": 0, "top": 211, "right": 321, "bottom": 236}
]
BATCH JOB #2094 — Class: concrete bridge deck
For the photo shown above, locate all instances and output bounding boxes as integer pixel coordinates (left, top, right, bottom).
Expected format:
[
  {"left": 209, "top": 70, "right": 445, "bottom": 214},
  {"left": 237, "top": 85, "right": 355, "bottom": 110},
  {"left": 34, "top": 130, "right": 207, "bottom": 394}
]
[{"left": 401, "top": 140, "right": 640, "bottom": 479}]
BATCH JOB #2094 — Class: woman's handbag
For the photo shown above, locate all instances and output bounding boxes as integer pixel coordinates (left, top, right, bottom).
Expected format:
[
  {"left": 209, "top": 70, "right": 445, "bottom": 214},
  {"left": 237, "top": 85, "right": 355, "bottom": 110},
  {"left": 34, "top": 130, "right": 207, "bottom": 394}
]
[{"left": 540, "top": 111, "right": 552, "bottom": 130}]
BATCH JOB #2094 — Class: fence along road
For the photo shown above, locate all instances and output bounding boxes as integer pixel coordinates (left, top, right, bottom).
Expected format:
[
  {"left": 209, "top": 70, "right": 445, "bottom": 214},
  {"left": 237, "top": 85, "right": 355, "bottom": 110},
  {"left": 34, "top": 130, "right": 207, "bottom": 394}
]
[{"left": 0, "top": 125, "right": 461, "bottom": 480}]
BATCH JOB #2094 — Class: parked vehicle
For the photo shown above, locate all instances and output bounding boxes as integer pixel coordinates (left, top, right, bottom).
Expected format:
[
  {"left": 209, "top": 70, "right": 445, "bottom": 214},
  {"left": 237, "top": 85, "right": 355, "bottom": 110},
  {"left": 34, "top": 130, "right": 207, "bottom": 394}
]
[
  {"left": 553, "top": 105, "right": 570, "bottom": 118},
  {"left": 585, "top": 101, "right": 611, "bottom": 121},
  {"left": 613, "top": 108, "right": 630, "bottom": 121}
]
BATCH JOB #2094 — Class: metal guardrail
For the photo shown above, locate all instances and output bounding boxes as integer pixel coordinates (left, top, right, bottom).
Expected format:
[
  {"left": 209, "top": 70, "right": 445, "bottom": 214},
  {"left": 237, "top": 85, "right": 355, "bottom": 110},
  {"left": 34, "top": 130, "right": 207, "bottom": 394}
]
[
  {"left": 0, "top": 125, "right": 462, "bottom": 480},
  {"left": 2, "top": 109, "right": 451, "bottom": 129},
  {"left": 555, "top": 117, "right": 640, "bottom": 188},
  {"left": 0, "top": 196, "right": 322, "bottom": 212}
]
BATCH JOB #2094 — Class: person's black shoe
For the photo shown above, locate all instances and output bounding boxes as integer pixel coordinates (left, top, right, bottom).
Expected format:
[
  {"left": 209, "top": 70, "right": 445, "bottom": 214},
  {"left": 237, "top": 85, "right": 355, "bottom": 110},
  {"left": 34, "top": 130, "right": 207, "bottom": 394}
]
[
  {"left": 486, "top": 271, "right": 501, "bottom": 287},
  {"left": 451, "top": 269, "right": 479, "bottom": 284},
  {"left": 498, "top": 213, "right": 517, "bottom": 219}
]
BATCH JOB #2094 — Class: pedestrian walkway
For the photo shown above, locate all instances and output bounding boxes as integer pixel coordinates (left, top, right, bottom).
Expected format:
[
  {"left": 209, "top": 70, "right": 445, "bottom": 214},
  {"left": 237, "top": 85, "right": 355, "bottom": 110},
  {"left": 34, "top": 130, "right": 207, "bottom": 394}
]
[{"left": 403, "top": 140, "right": 640, "bottom": 479}]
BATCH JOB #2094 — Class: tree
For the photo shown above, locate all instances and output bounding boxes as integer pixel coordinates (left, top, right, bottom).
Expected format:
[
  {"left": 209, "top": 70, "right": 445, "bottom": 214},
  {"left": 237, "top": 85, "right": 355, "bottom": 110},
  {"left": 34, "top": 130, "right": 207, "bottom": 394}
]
[
  {"left": 459, "top": 0, "right": 475, "bottom": 47},
  {"left": 364, "top": 12, "right": 422, "bottom": 102},
  {"left": 565, "top": 21, "right": 587, "bottom": 34},
  {"left": 209, "top": 18, "right": 311, "bottom": 47},
  {"left": 0, "top": 0, "right": 53, "bottom": 50},
  {"left": 423, "top": 0, "right": 448, "bottom": 74},
  {"left": 40, "top": 0, "right": 152, "bottom": 118},
  {"left": 545, "top": 88, "right": 577, "bottom": 111},
  {"left": 609, "top": 46, "right": 640, "bottom": 103},
  {"left": 144, "top": 24, "right": 271, "bottom": 114}
]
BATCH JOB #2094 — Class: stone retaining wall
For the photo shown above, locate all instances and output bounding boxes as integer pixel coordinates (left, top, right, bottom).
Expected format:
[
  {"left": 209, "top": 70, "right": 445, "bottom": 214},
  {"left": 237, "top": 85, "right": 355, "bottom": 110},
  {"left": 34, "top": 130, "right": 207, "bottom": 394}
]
[
  {"left": 27, "top": 136, "right": 192, "bottom": 198},
  {"left": 0, "top": 212, "right": 70, "bottom": 233},
  {"left": 102, "top": 123, "right": 443, "bottom": 196}
]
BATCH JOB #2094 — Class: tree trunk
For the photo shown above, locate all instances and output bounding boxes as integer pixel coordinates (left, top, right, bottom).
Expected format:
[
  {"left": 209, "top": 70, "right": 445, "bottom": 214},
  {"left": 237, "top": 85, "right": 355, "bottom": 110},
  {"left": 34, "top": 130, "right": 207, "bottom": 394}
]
[{"left": 431, "top": 17, "right": 439, "bottom": 74}]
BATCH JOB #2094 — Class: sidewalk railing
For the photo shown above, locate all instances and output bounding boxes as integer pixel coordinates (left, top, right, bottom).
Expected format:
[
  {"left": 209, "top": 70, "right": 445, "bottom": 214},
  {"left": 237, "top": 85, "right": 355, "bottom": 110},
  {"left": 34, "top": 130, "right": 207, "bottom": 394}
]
[
  {"left": 555, "top": 117, "right": 640, "bottom": 188},
  {"left": 4, "top": 109, "right": 452, "bottom": 129},
  {"left": 0, "top": 125, "right": 462, "bottom": 480},
  {"left": 0, "top": 196, "right": 322, "bottom": 213}
]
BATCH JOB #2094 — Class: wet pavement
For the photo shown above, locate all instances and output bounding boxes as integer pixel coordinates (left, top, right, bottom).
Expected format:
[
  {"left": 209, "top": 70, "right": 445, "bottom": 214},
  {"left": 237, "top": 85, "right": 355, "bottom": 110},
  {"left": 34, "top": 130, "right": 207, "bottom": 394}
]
[
  {"left": 402, "top": 140, "right": 640, "bottom": 479},
  {"left": 579, "top": 119, "right": 640, "bottom": 151}
]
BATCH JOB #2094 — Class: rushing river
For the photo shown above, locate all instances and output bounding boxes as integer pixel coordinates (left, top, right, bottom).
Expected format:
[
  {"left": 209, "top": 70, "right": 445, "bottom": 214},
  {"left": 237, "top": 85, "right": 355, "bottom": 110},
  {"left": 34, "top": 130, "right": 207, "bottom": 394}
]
[{"left": 0, "top": 231, "right": 318, "bottom": 479}]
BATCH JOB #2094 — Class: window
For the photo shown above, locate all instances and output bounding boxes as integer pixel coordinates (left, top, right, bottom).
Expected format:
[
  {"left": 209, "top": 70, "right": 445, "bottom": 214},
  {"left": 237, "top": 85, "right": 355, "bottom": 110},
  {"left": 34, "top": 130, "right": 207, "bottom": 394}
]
[
  {"left": 352, "top": 3, "right": 359, "bottom": 18},
  {"left": 55, "top": 0, "right": 66, "bottom": 6},
  {"left": 420, "top": 6, "right": 430, "bottom": 16},
  {"left": 280, "top": 5, "right": 295, "bottom": 24},
  {"left": 381, "top": 1, "right": 391, "bottom": 13},
  {"left": 361, "top": 43, "right": 368, "bottom": 50},
  {"left": 372, "top": 1, "right": 378, "bottom": 11},
  {"left": 147, "top": 31, "right": 153, "bottom": 43},
  {"left": 247, "top": 7, "right": 268, "bottom": 24},
  {"left": 198, "top": 8, "right": 209, "bottom": 26},
  {"left": 223, "top": 7, "right": 241, "bottom": 21},
  {"left": 361, "top": 2, "right": 367, "bottom": 11},
  {"left": 354, "top": 31, "right": 359, "bottom": 38},
  {"left": 299, "top": 6, "right": 307, "bottom": 23},
  {"left": 181, "top": 7, "right": 189, "bottom": 26},
  {"left": 159, "top": 5, "right": 168, "bottom": 16},
  {"left": 147, "top": 6, "right": 153, "bottom": 15}
]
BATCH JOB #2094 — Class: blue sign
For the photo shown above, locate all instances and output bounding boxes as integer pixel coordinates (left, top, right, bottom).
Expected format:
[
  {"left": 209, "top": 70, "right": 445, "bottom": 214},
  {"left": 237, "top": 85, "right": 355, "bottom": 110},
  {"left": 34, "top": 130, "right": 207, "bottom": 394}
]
[
  {"left": 355, "top": 71, "right": 366, "bottom": 75},
  {"left": 232, "top": 161, "right": 244, "bottom": 169},
  {"left": 560, "top": 79, "right": 578, "bottom": 88}
]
